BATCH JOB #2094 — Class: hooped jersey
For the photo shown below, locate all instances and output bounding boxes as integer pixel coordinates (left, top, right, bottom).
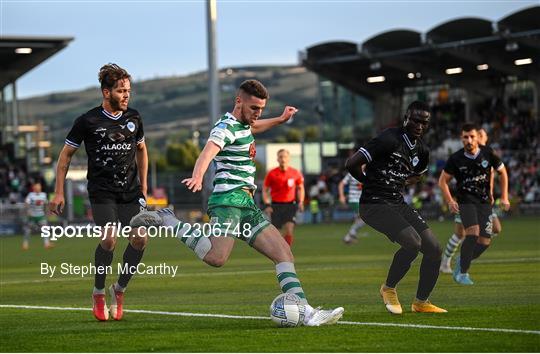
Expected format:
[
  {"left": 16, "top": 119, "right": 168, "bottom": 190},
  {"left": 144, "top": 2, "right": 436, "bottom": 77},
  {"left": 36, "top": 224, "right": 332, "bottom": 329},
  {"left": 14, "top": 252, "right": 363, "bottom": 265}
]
[
  {"left": 207, "top": 112, "right": 256, "bottom": 206},
  {"left": 342, "top": 173, "right": 363, "bottom": 203},
  {"left": 25, "top": 192, "right": 47, "bottom": 217}
]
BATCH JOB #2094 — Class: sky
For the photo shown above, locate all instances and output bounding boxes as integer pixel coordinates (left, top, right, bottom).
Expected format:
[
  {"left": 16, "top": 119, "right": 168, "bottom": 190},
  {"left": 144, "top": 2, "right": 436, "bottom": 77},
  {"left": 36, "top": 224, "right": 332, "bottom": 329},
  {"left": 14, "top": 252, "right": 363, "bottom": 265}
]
[{"left": 2, "top": 0, "right": 538, "bottom": 98}]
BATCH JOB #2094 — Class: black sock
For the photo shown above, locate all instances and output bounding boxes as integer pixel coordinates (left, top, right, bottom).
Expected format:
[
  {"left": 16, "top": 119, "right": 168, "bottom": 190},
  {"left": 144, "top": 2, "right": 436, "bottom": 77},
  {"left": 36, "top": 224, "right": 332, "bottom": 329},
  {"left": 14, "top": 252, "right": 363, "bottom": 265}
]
[
  {"left": 386, "top": 247, "right": 418, "bottom": 288},
  {"left": 472, "top": 243, "right": 489, "bottom": 260},
  {"left": 94, "top": 244, "right": 114, "bottom": 290},
  {"left": 117, "top": 243, "right": 145, "bottom": 288},
  {"left": 416, "top": 256, "right": 441, "bottom": 301},
  {"left": 460, "top": 235, "right": 477, "bottom": 273}
]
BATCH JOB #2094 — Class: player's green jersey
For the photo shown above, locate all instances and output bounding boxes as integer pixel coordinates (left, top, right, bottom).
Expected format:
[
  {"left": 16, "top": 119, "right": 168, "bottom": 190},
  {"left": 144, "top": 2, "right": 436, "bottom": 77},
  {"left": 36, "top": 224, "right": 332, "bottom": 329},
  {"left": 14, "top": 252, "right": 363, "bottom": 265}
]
[
  {"left": 207, "top": 113, "right": 257, "bottom": 207},
  {"left": 25, "top": 192, "right": 47, "bottom": 217}
]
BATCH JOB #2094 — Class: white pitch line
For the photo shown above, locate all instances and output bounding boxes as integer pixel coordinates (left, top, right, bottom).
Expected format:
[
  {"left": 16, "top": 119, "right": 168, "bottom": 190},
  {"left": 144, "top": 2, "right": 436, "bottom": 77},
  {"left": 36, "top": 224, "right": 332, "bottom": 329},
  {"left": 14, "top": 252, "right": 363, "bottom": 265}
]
[
  {"left": 1, "top": 257, "right": 538, "bottom": 286},
  {"left": 1, "top": 304, "right": 539, "bottom": 335},
  {"left": 337, "top": 321, "right": 540, "bottom": 335}
]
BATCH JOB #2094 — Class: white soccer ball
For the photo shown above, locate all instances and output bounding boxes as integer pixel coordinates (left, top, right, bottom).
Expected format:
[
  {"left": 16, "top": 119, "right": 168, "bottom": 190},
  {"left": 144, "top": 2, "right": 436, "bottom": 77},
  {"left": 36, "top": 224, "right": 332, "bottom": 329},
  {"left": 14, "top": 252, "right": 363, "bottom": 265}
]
[{"left": 269, "top": 293, "right": 306, "bottom": 327}]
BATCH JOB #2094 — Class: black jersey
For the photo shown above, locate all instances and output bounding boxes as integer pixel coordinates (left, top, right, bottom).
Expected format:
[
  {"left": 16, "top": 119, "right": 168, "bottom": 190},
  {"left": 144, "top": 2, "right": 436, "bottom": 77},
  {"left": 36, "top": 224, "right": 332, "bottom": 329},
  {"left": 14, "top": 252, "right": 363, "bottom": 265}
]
[
  {"left": 358, "top": 127, "right": 429, "bottom": 203},
  {"left": 65, "top": 106, "right": 145, "bottom": 193},
  {"left": 443, "top": 146, "right": 503, "bottom": 204}
]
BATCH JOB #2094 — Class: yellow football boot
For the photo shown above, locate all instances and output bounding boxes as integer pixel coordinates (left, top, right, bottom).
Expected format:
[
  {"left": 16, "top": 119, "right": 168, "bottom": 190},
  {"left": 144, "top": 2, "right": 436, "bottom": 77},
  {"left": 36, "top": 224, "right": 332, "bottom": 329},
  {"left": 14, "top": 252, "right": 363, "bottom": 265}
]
[
  {"left": 411, "top": 299, "right": 447, "bottom": 313},
  {"left": 380, "top": 284, "right": 403, "bottom": 314}
]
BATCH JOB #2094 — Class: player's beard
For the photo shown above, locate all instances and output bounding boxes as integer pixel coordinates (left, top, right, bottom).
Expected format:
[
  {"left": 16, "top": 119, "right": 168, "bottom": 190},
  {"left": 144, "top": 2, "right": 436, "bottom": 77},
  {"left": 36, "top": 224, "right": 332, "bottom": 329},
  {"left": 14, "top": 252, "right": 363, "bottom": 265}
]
[
  {"left": 109, "top": 95, "right": 125, "bottom": 112},
  {"left": 241, "top": 106, "right": 255, "bottom": 125}
]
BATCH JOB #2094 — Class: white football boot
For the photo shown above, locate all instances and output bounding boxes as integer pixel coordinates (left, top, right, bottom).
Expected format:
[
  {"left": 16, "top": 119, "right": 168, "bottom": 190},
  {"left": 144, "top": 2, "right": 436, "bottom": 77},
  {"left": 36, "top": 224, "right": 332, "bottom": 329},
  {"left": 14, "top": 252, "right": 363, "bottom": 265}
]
[{"left": 304, "top": 305, "right": 344, "bottom": 326}]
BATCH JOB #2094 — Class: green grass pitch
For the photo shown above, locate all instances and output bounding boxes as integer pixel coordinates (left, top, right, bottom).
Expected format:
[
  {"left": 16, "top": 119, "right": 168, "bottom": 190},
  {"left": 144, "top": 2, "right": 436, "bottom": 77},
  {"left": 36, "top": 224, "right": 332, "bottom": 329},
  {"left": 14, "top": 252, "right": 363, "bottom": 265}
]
[{"left": 1, "top": 217, "right": 539, "bottom": 352}]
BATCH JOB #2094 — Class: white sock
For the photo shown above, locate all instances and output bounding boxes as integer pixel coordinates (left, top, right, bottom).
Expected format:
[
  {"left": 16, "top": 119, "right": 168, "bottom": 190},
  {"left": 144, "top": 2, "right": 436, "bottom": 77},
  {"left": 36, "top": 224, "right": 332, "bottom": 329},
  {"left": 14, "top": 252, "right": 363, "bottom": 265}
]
[
  {"left": 93, "top": 287, "right": 105, "bottom": 295},
  {"left": 114, "top": 282, "right": 126, "bottom": 292},
  {"left": 349, "top": 219, "right": 365, "bottom": 235},
  {"left": 177, "top": 223, "right": 212, "bottom": 260}
]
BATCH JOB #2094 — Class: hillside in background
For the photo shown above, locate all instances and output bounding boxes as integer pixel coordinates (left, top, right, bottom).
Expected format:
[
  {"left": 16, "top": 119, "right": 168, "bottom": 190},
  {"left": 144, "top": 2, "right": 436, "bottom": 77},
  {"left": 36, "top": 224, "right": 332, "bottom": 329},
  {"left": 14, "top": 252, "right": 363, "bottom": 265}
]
[{"left": 17, "top": 65, "right": 320, "bottom": 149}]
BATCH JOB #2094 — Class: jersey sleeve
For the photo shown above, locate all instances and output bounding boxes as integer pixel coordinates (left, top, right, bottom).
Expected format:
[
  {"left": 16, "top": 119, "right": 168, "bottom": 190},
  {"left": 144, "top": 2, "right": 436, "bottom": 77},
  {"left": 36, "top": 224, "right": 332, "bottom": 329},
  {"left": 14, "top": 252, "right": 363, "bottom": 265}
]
[
  {"left": 443, "top": 155, "right": 457, "bottom": 175},
  {"left": 295, "top": 170, "right": 304, "bottom": 186},
  {"left": 489, "top": 149, "right": 504, "bottom": 171},
  {"left": 208, "top": 121, "right": 237, "bottom": 149},
  {"left": 24, "top": 194, "right": 31, "bottom": 204},
  {"left": 65, "top": 115, "right": 86, "bottom": 149},
  {"left": 341, "top": 173, "right": 351, "bottom": 185},
  {"left": 358, "top": 130, "right": 397, "bottom": 163},
  {"left": 136, "top": 116, "right": 145, "bottom": 145}
]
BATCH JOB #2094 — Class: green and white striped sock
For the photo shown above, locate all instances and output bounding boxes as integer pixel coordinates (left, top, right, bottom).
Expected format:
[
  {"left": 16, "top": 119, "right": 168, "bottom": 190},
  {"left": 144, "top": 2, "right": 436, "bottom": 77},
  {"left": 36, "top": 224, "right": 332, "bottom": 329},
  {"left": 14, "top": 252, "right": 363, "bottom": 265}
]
[
  {"left": 444, "top": 233, "right": 462, "bottom": 259},
  {"left": 276, "top": 262, "right": 307, "bottom": 305},
  {"left": 175, "top": 222, "right": 211, "bottom": 260}
]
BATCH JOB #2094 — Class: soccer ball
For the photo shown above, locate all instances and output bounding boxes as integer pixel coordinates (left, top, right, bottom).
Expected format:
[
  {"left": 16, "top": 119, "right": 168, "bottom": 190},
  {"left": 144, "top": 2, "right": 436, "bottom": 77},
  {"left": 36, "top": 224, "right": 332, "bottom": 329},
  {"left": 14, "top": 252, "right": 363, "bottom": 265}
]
[{"left": 269, "top": 293, "right": 306, "bottom": 327}]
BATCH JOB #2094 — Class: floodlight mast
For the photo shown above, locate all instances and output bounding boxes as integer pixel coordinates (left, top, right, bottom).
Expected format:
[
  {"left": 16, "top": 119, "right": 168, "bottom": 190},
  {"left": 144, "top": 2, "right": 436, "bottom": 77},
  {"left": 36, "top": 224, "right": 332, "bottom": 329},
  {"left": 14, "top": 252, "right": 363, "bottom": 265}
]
[
  {"left": 207, "top": 0, "right": 219, "bottom": 130},
  {"left": 203, "top": 0, "right": 219, "bottom": 210}
]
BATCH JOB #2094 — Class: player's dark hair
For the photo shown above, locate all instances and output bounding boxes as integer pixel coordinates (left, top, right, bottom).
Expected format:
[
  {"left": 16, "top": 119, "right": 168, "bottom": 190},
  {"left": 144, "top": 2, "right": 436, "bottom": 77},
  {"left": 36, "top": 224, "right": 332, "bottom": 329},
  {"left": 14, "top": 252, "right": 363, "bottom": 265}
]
[
  {"left": 461, "top": 123, "right": 479, "bottom": 132},
  {"left": 405, "top": 101, "right": 430, "bottom": 120},
  {"left": 238, "top": 80, "right": 269, "bottom": 100},
  {"left": 99, "top": 63, "right": 131, "bottom": 91}
]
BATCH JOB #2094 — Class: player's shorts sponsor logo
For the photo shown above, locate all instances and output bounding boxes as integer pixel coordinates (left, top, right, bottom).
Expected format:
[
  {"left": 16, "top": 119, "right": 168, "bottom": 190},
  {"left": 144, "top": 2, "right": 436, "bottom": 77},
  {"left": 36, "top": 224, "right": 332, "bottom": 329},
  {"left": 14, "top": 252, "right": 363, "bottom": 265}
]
[
  {"left": 102, "top": 143, "right": 132, "bottom": 151},
  {"left": 127, "top": 121, "right": 136, "bottom": 132}
]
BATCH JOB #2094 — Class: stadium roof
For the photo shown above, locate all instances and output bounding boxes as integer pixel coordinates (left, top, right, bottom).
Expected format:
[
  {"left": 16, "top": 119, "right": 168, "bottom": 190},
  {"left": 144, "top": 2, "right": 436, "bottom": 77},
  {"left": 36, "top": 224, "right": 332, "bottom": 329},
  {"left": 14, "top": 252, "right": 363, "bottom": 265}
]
[
  {"left": 302, "top": 6, "right": 540, "bottom": 99},
  {"left": 0, "top": 35, "right": 73, "bottom": 90}
]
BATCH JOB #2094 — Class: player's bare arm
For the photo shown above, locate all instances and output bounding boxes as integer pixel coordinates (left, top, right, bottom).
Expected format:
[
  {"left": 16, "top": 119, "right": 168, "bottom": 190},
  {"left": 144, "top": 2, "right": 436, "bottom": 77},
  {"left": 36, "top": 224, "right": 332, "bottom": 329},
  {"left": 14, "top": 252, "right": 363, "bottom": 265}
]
[
  {"left": 438, "top": 170, "right": 459, "bottom": 214},
  {"left": 345, "top": 151, "right": 368, "bottom": 182},
  {"left": 406, "top": 175, "right": 422, "bottom": 186},
  {"left": 497, "top": 165, "right": 510, "bottom": 211},
  {"left": 182, "top": 140, "right": 221, "bottom": 192},
  {"left": 297, "top": 183, "right": 305, "bottom": 212},
  {"left": 489, "top": 167, "right": 495, "bottom": 205},
  {"left": 338, "top": 180, "right": 346, "bottom": 204},
  {"left": 251, "top": 106, "right": 298, "bottom": 134},
  {"left": 262, "top": 186, "right": 273, "bottom": 214},
  {"left": 50, "top": 144, "right": 78, "bottom": 215},
  {"left": 136, "top": 141, "right": 148, "bottom": 198}
]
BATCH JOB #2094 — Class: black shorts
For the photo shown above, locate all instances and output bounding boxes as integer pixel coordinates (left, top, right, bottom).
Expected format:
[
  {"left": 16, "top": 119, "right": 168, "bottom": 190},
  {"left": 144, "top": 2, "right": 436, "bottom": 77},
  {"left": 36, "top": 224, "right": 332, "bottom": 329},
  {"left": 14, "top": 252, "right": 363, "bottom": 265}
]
[
  {"left": 271, "top": 202, "right": 297, "bottom": 229},
  {"left": 459, "top": 202, "right": 493, "bottom": 237},
  {"left": 358, "top": 201, "right": 428, "bottom": 242},
  {"left": 89, "top": 189, "right": 146, "bottom": 227}
]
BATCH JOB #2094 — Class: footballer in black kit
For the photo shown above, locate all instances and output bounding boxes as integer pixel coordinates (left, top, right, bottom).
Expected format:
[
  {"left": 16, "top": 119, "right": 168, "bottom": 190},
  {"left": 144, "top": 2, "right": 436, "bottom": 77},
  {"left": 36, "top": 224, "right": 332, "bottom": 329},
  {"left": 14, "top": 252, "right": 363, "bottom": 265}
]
[
  {"left": 50, "top": 64, "right": 149, "bottom": 321},
  {"left": 66, "top": 106, "right": 146, "bottom": 224},
  {"left": 439, "top": 123, "right": 510, "bottom": 285},
  {"left": 346, "top": 101, "right": 447, "bottom": 314}
]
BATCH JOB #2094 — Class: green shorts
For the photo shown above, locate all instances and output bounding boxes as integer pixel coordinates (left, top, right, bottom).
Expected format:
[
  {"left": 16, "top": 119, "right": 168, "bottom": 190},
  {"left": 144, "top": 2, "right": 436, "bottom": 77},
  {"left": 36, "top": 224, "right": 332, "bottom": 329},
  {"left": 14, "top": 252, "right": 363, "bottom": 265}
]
[
  {"left": 348, "top": 202, "right": 360, "bottom": 214},
  {"left": 27, "top": 216, "right": 47, "bottom": 226},
  {"left": 207, "top": 189, "right": 271, "bottom": 246}
]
